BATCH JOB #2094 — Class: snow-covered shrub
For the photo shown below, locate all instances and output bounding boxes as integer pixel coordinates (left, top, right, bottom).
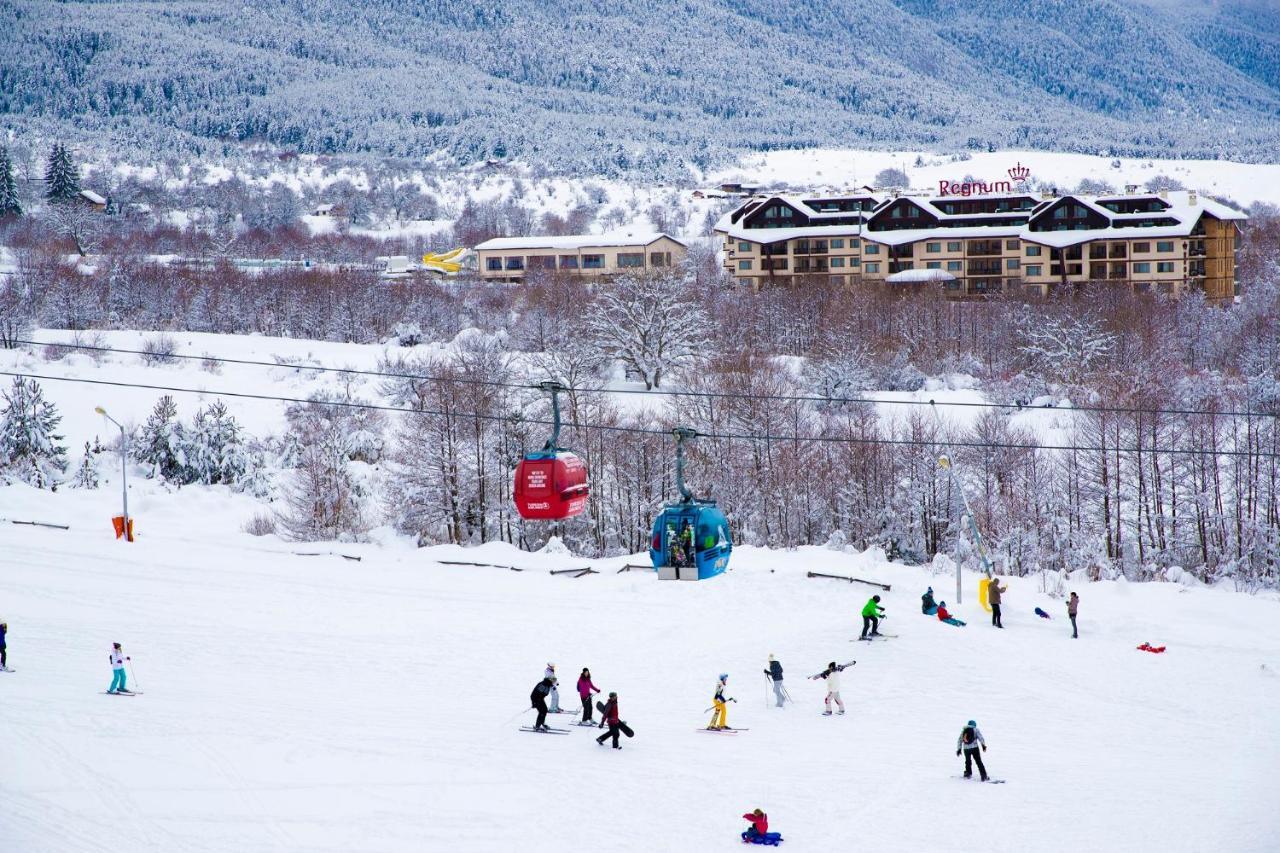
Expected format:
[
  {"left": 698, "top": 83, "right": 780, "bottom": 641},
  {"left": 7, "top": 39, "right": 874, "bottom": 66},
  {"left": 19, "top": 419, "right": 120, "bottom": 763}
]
[
  {"left": 141, "top": 333, "right": 178, "bottom": 365},
  {"left": 71, "top": 441, "right": 99, "bottom": 489},
  {"left": 0, "top": 376, "right": 67, "bottom": 488},
  {"left": 242, "top": 513, "right": 277, "bottom": 537},
  {"left": 393, "top": 321, "right": 423, "bottom": 347}
]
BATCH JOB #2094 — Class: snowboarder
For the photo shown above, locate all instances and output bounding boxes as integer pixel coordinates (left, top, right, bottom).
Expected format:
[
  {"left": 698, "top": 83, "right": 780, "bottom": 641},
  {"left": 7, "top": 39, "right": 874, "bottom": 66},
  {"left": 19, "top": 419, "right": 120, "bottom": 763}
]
[
  {"left": 1068, "top": 592, "right": 1079, "bottom": 639},
  {"left": 860, "top": 595, "right": 885, "bottom": 638},
  {"left": 956, "top": 719, "right": 989, "bottom": 781},
  {"left": 936, "top": 602, "right": 966, "bottom": 626},
  {"left": 544, "top": 663, "right": 561, "bottom": 712},
  {"left": 0, "top": 622, "right": 8, "bottom": 671},
  {"left": 921, "top": 587, "right": 938, "bottom": 615},
  {"left": 989, "top": 577, "right": 1007, "bottom": 628},
  {"left": 763, "top": 655, "right": 785, "bottom": 707},
  {"left": 107, "top": 642, "right": 131, "bottom": 694},
  {"left": 577, "top": 667, "right": 601, "bottom": 723},
  {"left": 596, "top": 691, "right": 623, "bottom": 748},
  {"left": 811, "top": 661, "right": 850, "bottom": 715},
  {"left": 742, "top": 809, "right": 769, "bottom": 841},
  {"left": 708, "top": 673, "right": 733, "bottom": 730},
  {"left": 530, "top": 675, "right": 555, "bottom": 731}
]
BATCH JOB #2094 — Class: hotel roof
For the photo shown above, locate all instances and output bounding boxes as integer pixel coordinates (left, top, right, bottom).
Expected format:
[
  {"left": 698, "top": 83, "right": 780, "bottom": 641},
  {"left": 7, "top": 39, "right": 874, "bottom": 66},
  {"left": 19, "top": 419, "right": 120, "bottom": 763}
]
[{"left": 475, "top": 231, "right": 684, "bottom": 251}]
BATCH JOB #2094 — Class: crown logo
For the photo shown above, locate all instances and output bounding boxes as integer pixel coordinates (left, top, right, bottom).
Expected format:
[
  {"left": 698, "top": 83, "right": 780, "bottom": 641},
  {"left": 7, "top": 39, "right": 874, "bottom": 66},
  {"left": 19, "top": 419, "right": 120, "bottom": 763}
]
[{"left": 1008, "top": 162, "right": 1031, "bottom": 183}]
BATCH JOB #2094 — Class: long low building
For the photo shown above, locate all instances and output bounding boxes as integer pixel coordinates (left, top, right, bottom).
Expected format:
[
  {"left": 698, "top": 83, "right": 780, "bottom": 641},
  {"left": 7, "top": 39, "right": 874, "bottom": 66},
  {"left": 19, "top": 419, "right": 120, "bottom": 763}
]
[
  {"left": 474, "top": 232, "right": 687, "bottom": 282},
  {"left": 715, "top": 189, "right": 1245, "bottom": 300}
]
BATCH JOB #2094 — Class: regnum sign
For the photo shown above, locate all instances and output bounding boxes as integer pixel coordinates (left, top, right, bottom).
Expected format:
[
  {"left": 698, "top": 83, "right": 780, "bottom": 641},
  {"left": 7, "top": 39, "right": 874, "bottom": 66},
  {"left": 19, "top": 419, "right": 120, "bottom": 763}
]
[{"left": 938, "top": 162, "right": 1031, "bottom": 196}]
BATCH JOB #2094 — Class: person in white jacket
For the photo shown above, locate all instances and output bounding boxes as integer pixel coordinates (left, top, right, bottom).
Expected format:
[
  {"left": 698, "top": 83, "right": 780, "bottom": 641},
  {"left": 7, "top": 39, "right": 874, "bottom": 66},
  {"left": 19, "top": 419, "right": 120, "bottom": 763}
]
[
  {"left": 544, "top": 663, "right": 560, "bottom": 713},
  {"left": 813, "top": 661, "right": 849, "bottom": 716},
  {"left": 107, "top": 643, "right": 131, "bottom": 694}
]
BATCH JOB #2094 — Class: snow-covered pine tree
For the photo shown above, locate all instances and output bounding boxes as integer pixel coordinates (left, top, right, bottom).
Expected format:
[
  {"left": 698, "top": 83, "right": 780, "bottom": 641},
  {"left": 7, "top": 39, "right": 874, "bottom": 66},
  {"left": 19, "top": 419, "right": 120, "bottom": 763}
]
[
  {"left": 134, "top": 395, "right": 187, "bottom": 481},
  {"left": 0, "top": 376, "right": 68, "bottom": 488},
  {"left": 72, "top": 441, "right": 100, "bottom": 489},
  {"left": 44, "top": 143, "right": 81, "bottom": 203},
  {"left": 184, "top": 400, "right": 247, "bottom": 485},
  {"left": 278, "top": 437, "right": 366, "bottom": 542},
  {"left": 0, "top": 147, "right": 21, "bottom": 217}
]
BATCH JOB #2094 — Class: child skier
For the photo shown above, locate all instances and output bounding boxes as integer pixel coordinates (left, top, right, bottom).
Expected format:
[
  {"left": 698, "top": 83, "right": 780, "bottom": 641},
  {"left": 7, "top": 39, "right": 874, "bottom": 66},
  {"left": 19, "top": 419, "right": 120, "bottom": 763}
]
[
  {"left": 763, "top": 655, "right": 785, "bottom": 707},
  {"left": 596, "top": 691, "right": 623, "bottom": 749},
  {"left": 936, "top": 602, "right": 966, "bottom": 626},
  {"left": 956, "top": 719, "right": 989, "bottom": 781},
  {"left": 530, "top": 675, "right": 555, "bottom": 731},
  {"left": 577, "top": 667, "right": 601, "bottom": 723},
  {"left": 708, "top": 673, "right": 733, "bottom": 730},
  {"left": 107, "top": 642, "right": 131, "bottom": 693},
  {"left": 921, "top": 587, "right": 937, "bottom": 615},
  {"left": 860, "top": 595, "right": 885, "bottom": 638},
  {"left": 544, "top": 663, "right": 561, "bottom": 713},
  {"left": 989, "top": 577, "right": 1007, "bottom": 628},
  {"left": 811, "top": 661, "right": 850, "bottom": 715},
  {"left": 742, "top": 809, "right": 769, "bottom": 841},
  {"left": 1068, "top": 592, "right": 1080, "bottom": 638}
]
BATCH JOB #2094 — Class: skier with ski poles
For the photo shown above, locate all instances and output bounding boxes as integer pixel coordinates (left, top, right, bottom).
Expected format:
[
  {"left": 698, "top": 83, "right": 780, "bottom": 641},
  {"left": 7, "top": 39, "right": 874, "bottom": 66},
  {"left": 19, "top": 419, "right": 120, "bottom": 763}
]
[
  {"left": 530, "top": 675, "right": 555, "bottom": 731},
  {"left": 544, "top": 663, "right": 561, "bottom": 713},
  {"left": 989, "top": 577, "right": 1007, "bottom": 628},
  {"left": 107, "top": 642, "right": 132, "bottom": 694},
  {"left": 810, "top": 661, "right": 853, "bottom": 715},
  {"left": 577, "top": 667, "right": 601, "bottom": 723},
  {"left": 596, "top": 692, "right": 624, "bottom": 749},
  {"left": 956, "top": 719, "right": 989, "bottom": 781},
  {"left": 708, "top": 673, "right": 734, "bottom": 730},
  {"left": 860, "top": 595, "right": 885, "bottom": 639},
  {"left": 763, "top": 655, "right": 785, "bottom": 708}
]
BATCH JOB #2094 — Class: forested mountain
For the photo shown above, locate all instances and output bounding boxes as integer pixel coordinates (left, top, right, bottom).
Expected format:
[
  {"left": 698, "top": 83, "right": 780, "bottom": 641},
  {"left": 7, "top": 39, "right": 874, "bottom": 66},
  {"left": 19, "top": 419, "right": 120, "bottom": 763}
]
[{"left": 4, "top": 0, "right": 1280, "bottom": 175}]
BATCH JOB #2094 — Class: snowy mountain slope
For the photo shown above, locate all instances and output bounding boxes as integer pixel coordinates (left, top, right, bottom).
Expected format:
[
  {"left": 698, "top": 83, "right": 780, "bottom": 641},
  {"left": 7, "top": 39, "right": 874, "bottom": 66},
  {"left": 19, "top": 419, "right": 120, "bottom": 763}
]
[
  {"left": 1, "top": 477, "right": 1278, "bottom": 853},
  {"left": 6, "top": 0, "right": 1280, "bottom": 173}
]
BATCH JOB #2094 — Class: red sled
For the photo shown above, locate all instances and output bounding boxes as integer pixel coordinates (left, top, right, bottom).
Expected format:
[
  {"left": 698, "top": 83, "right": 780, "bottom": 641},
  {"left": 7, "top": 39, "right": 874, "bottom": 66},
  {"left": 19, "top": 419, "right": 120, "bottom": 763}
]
[{"left": 1137, "top": 643, "right": 1166, "bottom": 654}]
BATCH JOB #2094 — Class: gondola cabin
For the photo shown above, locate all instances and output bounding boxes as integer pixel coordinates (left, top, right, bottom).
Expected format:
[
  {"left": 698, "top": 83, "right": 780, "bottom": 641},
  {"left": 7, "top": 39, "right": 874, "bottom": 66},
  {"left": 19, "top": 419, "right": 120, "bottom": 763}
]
[
  {"left": 514, "top": 450, "right": 589, "bottom": 521},
  {"left": 649, "top": 500, "right": 732, "bottom": 580}
]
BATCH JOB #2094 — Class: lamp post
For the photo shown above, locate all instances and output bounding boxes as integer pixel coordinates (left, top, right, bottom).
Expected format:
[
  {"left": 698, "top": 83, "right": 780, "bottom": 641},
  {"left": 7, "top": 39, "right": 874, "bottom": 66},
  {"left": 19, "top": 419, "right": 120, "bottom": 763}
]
[{"left": 95, "top": 406, "right": 129, "bottom": 541}]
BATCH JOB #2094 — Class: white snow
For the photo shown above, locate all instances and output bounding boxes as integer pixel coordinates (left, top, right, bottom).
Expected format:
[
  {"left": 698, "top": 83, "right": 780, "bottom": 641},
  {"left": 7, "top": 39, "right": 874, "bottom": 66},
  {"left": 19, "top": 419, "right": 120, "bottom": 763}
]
[{"left": 474, "top": 232, "right": 681, "bottom": 251}]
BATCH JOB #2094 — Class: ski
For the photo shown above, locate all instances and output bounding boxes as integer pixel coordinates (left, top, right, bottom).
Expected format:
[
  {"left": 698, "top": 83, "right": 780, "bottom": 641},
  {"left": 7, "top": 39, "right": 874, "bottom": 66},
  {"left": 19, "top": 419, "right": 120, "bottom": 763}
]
[
  {"left": 698, "top": 727, "right": 748, "bottom": 733},
  {"left": 519, "top": 727, "right": 570, "bottom": 735},
  {"left": 103, "top": 691, "right": 140, "bottom": 696},
  {"left": 570, "top": 721, "right": 600, "bottom": 727}
]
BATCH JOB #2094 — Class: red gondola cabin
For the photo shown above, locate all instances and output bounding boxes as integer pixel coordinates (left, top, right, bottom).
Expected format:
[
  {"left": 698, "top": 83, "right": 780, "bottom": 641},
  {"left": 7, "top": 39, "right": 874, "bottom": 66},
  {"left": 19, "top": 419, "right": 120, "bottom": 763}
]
[{"left": 514, "top": 450, "right": 589, "bottom": 520}]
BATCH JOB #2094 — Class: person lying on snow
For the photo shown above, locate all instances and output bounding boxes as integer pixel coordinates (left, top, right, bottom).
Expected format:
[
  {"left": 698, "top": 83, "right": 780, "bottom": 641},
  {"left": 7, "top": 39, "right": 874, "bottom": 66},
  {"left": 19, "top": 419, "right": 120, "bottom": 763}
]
[
  {"left": 921, "top": 587, "right": 938, "bottom": 615},
  {"left": 936, "top": 602, "right": 966, "bottom": 626}
]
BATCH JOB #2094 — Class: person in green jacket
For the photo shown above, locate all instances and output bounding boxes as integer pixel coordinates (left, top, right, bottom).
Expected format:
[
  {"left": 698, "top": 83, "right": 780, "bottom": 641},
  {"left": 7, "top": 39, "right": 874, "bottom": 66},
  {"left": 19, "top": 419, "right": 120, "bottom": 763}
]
[{"left": 860, "top": 595, "right": 885, "bottom": 639}]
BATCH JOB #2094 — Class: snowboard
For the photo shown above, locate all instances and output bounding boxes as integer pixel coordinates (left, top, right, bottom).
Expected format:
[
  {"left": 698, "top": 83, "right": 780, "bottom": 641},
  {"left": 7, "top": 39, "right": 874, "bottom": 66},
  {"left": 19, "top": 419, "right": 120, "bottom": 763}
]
[
  {"left": 618, "top": 722, "right": 635, "bottom": 738},
  {"left": 742, "top": 830, "right": 784, "bottom": 846},
  {"left": 954, "top": 776, "right": 1005, "bottom": 784},
  {"left": 520, "top": 726, "right": 569, "bottom": 735}
]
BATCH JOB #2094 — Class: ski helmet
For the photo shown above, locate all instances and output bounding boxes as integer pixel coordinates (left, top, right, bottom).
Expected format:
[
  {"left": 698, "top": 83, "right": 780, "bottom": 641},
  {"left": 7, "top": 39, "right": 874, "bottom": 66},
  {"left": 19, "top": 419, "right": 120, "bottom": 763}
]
[
  {"left": 967, "top": 720, "right": 977, "bottom": 727},
  {"left": 872, "top": 594, "right": 881, "bottom": 602},
  {"left": 609, "top": 691, "right": 617, "bottom": 698},
  {"left": 719, "top": 673, "right": 728, "bottom": 681}
]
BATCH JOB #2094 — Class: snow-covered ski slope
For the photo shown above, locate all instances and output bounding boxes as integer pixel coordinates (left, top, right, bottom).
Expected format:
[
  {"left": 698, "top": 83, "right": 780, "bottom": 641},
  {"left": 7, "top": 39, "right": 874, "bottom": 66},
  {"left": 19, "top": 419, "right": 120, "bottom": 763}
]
[{"left": 2, "top": 481, "right": 1278, "bottom": 852}]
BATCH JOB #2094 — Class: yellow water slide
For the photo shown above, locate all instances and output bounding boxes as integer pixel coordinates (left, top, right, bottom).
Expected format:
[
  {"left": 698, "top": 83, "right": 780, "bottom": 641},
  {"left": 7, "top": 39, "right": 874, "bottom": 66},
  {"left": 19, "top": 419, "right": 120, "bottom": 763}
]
[{"left": 421, "top": 247, "right": 468, "bottom": 274}]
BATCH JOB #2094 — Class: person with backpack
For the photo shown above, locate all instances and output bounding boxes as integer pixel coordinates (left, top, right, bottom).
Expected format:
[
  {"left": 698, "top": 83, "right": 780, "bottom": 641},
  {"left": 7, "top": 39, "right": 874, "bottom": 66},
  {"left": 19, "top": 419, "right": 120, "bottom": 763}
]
[
  {"left": 860, "top": 595, "right": 885, "bottom": 639},
  {"left": 530, "top": 675, "right": 555, "bottom": 731},
  {"left": 956, "top": 719, "right": 989, "bottom": 781},
  {"left": 596, "top": 692, "right": 624, "bottom": 749},
  {"left": 989, "top": 577, "right": 1007, "bottom": 628},
  {"left": 936, "top": 601, "right": 966, "bottom": 626},
  {"left": 1068, "top": 592, "right": 1080, "bottom": 639},
  {"left": 544, "top": 663, "right": 561, "bottom": 713},
  {"left": 577, "top": 667, "right": 601, "bottom": 723},
  {"left": 811, "top": 661, "right": 850, "bottom": 716},
  {"left": 763, "top": 655, "right": 785, "bottom": 708},
  {"left": 708, "top": 673, "right": 733, "bottom": 730},
  {"left": 921, "top": 587, "right": 938, "bottom": 615},
  {"left": 107, "top": 642, "right": 131, "bottom": 694}
]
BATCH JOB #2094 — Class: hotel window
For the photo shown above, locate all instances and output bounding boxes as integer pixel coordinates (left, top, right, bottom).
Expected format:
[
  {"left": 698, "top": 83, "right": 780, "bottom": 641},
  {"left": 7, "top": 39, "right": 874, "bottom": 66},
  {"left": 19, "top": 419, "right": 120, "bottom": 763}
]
[
  {"left": 1134, "top": 262, "right": 1151, "bottom": 273},
  {"left": 1157, "top": 261, "right": 1175, "bottom": 273},
  {"left": 486, "top": 257, "right": 503, "bottom": 271},
  {"left": 926, "top": 242, "right": 942, "bottom": 253},
  {"left": 1133, "top": 242, "right": 1150, "bottom": 253},
  {"left": 650, "top": 252, "right": 671, "bottom": 267},
  {"left": 831, "top": 257, "right": 845, "bottom": 268},
  {"left": 926, "top": 261, "right": 941, "bottom": 269},
  {"left": 738, "top": 259, "right": 752, "bottom": 271},
  {"left": 618, "top": 253, "right": 645, "bottom": 268},
  {"left": 504, "top": 256, "right": 524, "bottom": 271},
  {"left": 1026, "top": 245, "right": 1042, "bottom": 257},
  {"left": 582, "top": 254, "right": 604, "bottom": 269},
  {"left": 738, "top": 241, "right": 752, "bottom": 252},
  {"left": 865, "top": 262, "right": 880, "bottom": 273},
  {"left": 1026, "top": 264, "right": 1042, "bottom": 277},
  {"left": 1006, "top": 239, "right": 1019, "bottom": 250},
  {"left": 1156, "top": 241, "right": 1174, "bottom": 252},
  {"left": 831, "top": 239, "right": 845, "bottom": 249},
  {"left": 849, "top": 238, "right": 860, "bottom": 248},
  {"left": 1006, "top": 259, "right": 1020, "bottom": 270},
  {"left": 864, "top": 244, "right": 880, "bottom": 255},
  {"left": 849, "top": 258, "right": 861, "bottom": 267},
  {"left": 528, "top": 256, "right": 556, "bottom": 270},
  {"left": 559, "top": 255, "right": 579, "bottom": 269},
  {"left": 946, "top": 260, "right": 962, "bottom": 271},
  {"left": 947, "top": 241, "right": 962, "bottom": 252}
]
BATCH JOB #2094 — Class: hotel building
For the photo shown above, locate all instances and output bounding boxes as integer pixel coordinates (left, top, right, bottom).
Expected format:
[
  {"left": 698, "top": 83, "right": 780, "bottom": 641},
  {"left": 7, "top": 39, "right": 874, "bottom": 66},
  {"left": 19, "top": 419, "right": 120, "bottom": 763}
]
[
  {"left": 474, "top": 232, "right": 687, "bottom": 282},
  {"left": 715, "top": 189, "right": 1245, "bottom": 301}
]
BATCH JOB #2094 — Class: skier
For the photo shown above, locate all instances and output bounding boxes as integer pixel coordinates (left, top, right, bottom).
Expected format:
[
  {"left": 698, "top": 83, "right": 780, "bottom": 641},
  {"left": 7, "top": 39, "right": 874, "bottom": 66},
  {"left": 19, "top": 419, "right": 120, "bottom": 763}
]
[
  {"left": 544, "top": 663, "right": 561, "bottom": 713},
  {"left": 989, "top": 577, "right": 1007, "bottom": 628},
  {"left": 708, "top": 673, "right": 733, "bottom": 730},
  {"left": 596, "top": 691, "right": 623, "bottom": 749},
  {"left": 530, "top": 675, "right": 555, "bottom": 731},
  {"left": 1068, "top": 592, "right": 1080, "bottom": 639},
  {"left": 0, "top": 621, "right": 7, "bottom": 671},
  {"left": 921, "top": 587, "right": 938, "bottom": 615},
  {"left": 860, "top": 595, "right": 885, "bottom": 639},
  {"left": 812, "top": 661, "right": 849, "bottom": 715},
  {"left": 742, "top": 809, "right": 769, "bottom": 841},
  {"left": 107, "top": 642, "right": 131, "bottom": 694},
  {"left": 763, "top": 655, "right": 785, "bottom": 707},
  {"left": 936, "top": 601, "right": 966, "bottom": 626},
  {"left": 956, "top": 719, "right": 989, "bottom": 781},
  {"left": 577, "top": 667, "right": 601, "bottom": 723}
]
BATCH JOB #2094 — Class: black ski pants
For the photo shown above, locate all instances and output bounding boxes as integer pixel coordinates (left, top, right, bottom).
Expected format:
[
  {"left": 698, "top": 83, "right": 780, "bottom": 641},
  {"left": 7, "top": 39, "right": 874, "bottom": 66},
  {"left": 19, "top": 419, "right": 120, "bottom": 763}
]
[
  {"left": 861, "top": 615, "right": 879, "bottom": 638},
  {"left": 532, "top": 698, "right": 548, "bottom": 729},
  {"left": 992, "top": 603, "right": 1003, "bottom": 628},
  {"left": 963, "top": 747, "right": 988, "bottom": 780},
  {"left": 597, "top": 723, "right": 621, "bottom": 747},
  {"left": 581, "top": 694, "right": 593, "bottom": 722},
  {"left": 1, "top": 645, "right": 6, "bottom": 667}
]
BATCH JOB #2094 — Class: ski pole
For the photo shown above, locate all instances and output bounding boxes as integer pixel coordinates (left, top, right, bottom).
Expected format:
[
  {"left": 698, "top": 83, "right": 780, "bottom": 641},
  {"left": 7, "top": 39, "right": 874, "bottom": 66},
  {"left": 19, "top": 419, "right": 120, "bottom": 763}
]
[
  {"left": 763, "top": 673, "right": 770, "bottom": 708},
  {"left": 504, "top": 706, "right": 533, "bottom": 727},
  {"left": 127, "top": 658, "right": 142, "bottom": 692}
]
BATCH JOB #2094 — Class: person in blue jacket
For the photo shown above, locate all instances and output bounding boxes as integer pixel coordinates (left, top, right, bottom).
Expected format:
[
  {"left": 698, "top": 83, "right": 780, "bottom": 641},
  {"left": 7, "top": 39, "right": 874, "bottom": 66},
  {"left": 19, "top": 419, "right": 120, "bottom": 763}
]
[{"left": 921, "top": 587, "right": 938, "bottom": 615}]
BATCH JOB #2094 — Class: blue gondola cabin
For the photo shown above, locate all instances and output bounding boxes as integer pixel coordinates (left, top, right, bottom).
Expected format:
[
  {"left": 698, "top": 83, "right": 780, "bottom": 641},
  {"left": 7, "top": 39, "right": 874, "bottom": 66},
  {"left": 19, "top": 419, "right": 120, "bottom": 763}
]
[{"left": 649, "top": 501, "right": 732, "bottom": 580}]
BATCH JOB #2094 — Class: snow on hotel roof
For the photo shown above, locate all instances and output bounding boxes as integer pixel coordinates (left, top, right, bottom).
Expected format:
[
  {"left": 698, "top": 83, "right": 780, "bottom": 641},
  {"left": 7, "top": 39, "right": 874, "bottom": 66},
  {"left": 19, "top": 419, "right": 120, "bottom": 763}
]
[{"left": 474, "top": 232, "right": 684, "bottom": 251}]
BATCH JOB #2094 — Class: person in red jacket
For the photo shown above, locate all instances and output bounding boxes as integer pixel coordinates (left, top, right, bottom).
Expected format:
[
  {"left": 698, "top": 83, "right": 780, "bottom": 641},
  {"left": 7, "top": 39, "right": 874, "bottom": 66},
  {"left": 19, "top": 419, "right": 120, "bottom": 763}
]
[
  {"left": 742, "top": 809, "right": 768, "bottom": 841},
  {"left": 596, "top": 692, "right": 623, "bottom": 749}
]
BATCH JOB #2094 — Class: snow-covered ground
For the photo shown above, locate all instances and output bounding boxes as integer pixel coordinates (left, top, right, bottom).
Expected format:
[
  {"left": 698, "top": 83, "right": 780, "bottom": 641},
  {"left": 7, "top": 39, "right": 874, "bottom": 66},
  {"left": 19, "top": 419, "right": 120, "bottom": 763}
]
[{"left": 2, "top": 477, "right": 1279, "bottom": 853}]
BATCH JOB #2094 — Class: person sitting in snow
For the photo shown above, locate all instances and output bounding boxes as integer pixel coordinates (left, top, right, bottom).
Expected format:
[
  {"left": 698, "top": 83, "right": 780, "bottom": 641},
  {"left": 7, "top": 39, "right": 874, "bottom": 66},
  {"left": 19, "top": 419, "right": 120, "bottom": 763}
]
[
  {"left": 742, "top": 808, "right": 769, "bottom": 841},
  {"left": 936, "top": 602, "right": 966, "bottom": 626},
  {"left": 921, "top": 587, "right": 938, "bottom": 615}
]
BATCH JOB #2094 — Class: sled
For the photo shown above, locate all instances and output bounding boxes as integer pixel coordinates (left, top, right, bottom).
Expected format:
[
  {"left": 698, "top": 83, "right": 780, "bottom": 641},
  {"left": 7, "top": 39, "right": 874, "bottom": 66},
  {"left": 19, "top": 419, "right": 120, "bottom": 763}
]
[
  {"left": 977, "top": 577, "right": 992, "bottom": 613},
  {"left": 1034, "top": 607, "right": 1052, "bottom": 619},
  {"left": 1137, "top": 643, "right": 1166, "bottom": 654},
  {"left": 742, "top": 830, "right": 783, "bottom": 846}
]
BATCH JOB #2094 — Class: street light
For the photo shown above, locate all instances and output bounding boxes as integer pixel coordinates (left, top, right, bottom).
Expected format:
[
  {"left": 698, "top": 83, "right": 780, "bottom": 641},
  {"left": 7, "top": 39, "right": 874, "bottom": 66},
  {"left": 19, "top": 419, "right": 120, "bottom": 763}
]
[{"left": 95, "top": 406, "right": 130, "bottom": 542}]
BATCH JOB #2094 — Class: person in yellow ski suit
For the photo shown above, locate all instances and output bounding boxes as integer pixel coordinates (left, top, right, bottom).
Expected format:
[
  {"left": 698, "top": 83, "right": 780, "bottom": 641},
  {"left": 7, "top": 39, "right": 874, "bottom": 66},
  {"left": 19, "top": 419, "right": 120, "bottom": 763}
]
[{"left": 708, "top": 673, "right": 732, "bottom": 729}]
